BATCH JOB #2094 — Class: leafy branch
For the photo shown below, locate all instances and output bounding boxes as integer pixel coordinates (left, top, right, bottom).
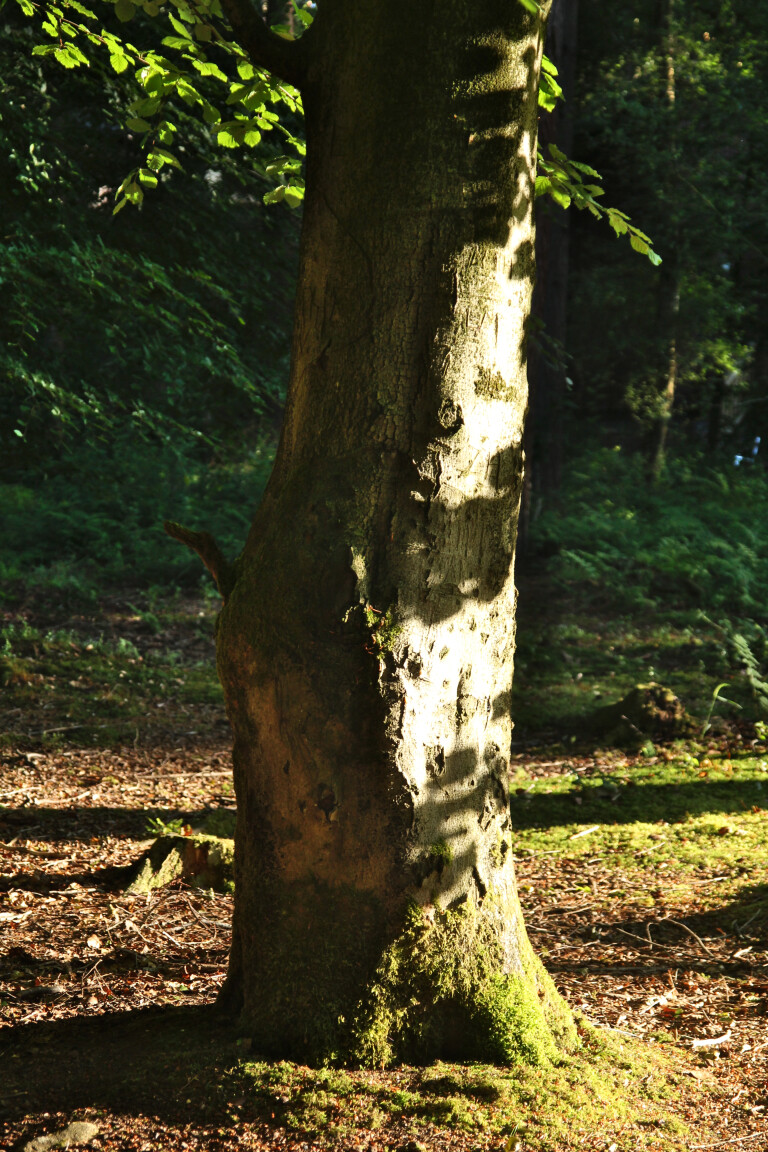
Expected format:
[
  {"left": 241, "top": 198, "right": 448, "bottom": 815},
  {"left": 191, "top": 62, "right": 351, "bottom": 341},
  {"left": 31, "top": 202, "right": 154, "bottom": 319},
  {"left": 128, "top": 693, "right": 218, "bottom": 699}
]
[
  {"left": 536, "top": 141, "right": 663, "bottom": 266},
  {"left": 15, "top": 0, "right": 660, "bottom": 264},
  {"left": 8, "top": 0, "right": 309, "bottom": 212},
  {"left": 516, "top": 0, "right": 661, "bottom": 265}
]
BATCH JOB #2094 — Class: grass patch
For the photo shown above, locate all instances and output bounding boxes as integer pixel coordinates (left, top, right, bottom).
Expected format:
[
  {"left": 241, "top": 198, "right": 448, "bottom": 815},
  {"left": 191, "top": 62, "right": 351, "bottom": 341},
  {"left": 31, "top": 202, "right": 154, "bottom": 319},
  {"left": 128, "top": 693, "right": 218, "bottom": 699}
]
[
  {"left": 0, "top": 596, "right": 224, "bottom": 748},
  {"left": 509, "top": 748, "right": 768, "bottom": 876}
]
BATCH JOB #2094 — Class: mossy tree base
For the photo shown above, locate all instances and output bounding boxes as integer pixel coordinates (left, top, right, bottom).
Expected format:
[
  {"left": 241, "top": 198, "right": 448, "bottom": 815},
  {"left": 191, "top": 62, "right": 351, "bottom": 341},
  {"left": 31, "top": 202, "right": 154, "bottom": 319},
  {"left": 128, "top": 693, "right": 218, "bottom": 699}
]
[
  {"left": 349, "top": 895, "right": 576, "bottom": 1068},
  {"left": 223, "top": 887, "right": 575, "bottom": 1068}
]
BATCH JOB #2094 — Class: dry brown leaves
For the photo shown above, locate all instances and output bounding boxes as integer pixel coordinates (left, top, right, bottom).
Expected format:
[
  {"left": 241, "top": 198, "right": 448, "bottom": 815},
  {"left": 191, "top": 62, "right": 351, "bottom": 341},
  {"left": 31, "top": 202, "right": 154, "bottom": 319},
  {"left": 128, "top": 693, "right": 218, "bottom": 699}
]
[
  {"left": 0, "top": 741, "right": 766, "bottom": 1150},
  {"left": 0, "top": 744, "right": 234, "bottom": 1028},
  {"left": 514, "top": 760, "right": 768, "bottom": 1149}
]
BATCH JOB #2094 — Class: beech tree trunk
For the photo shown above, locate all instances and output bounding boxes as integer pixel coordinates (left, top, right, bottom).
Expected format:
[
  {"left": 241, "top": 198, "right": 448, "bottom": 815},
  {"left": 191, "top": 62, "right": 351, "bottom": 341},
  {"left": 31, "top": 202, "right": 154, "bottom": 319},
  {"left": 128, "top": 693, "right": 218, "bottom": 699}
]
[{"left": 215, "top": 0, "right": 575, "bottom": 1066}]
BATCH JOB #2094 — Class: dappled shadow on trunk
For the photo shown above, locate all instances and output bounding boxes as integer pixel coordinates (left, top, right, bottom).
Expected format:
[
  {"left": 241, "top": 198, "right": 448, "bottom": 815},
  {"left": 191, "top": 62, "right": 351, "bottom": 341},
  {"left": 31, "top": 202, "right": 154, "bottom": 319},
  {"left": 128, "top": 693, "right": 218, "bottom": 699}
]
[
  {"left": 510, "top": 778, "right": 768, "bottom": 830},
  {"left": 0, "top": 1004, "right": 238, "bottom": 1123},
  {"left": 398, "top": 445, "right": 524, "bottom": 628}
]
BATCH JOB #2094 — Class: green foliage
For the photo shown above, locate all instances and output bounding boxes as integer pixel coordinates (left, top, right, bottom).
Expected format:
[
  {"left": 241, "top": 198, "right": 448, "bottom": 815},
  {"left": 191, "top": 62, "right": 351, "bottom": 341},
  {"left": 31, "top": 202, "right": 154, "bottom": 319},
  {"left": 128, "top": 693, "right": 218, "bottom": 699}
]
[
  {"left": 7, "top": 0, "right": 310, "bottom": 210},
  {"left": 538, "top": 52, "right": 562, "bottom": 108},
  {"left": 515, "top": 0, "right": 661, "bottom": 264},
  {"left": 0, "top": 15, "right": 295, "bottom": 593},
  {"left": 704, "top": 618, "right": 768, "bottom": 713},
  {"left": 536, "top": 142, "right": 661, "bottom": 266},
  {"left": 701, "top": 681, "right": 741, "bottom": 735},
  {"left": 17, "top": 0, "right": 657, "bottom": 263},
  {"left": 0, "top": 433, "right": 276, "bottom": 592},
  {"left": 1, "top": 18, "right": 297, "bottom": 439},
  {"left": 146, "top": 814, "right": 187, "bottom": 835},
  {"left": 531, "top": 445, "right": 768, "bottom": 618},
  {"left": 569, "top": 0, "right": 768, "bottom": 434}
]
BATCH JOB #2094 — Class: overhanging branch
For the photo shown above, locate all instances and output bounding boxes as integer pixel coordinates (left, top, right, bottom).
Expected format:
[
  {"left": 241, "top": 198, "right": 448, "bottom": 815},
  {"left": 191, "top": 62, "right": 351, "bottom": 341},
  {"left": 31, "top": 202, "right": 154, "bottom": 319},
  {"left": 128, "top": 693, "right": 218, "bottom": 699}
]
[
  {"left": 219, "top": 0, "right": 309, "bottom": 89},
  {"left": 164, "top": 520, "right": 236, "bottom": 602}
]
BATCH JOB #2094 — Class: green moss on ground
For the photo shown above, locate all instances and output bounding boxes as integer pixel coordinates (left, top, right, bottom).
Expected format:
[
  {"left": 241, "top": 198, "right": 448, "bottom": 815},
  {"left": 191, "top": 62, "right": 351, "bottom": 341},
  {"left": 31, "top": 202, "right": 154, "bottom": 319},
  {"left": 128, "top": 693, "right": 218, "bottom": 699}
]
[
  {"left": 0, "top": 601, "right": 224, "bottom": 748},
  {"left": 227, "top": 1023, "right": 704, "bottom": 1150},
  {"left": 126, "top": 832, "right": 234, "bottom": 895},
  {"left": 509, "top": 749, "right": 768, "bottom": 876}
]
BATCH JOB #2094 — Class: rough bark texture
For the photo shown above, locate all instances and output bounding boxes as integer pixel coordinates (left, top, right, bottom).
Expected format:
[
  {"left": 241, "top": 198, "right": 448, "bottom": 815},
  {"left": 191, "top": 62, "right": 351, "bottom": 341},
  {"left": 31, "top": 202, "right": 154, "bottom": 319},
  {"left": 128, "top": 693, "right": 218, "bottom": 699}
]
[{"left": 216, "top": 0, "right": 575, "bottom": 1065}]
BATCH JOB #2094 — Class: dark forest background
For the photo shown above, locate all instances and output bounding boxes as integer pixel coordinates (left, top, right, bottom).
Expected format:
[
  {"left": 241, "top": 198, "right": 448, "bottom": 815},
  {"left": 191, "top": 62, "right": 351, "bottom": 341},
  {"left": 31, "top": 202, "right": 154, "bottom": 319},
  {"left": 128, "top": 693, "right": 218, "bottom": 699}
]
[{"left": 3, "top": 0, "right": 768, "bottom": 725}]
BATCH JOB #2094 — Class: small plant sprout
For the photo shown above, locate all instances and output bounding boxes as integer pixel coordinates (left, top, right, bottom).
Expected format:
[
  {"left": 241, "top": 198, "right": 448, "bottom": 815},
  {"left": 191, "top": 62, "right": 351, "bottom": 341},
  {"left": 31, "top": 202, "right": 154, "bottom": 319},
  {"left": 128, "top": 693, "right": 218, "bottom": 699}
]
[{"left": 702, "top": 682, "right": 742, "bottom": 736}]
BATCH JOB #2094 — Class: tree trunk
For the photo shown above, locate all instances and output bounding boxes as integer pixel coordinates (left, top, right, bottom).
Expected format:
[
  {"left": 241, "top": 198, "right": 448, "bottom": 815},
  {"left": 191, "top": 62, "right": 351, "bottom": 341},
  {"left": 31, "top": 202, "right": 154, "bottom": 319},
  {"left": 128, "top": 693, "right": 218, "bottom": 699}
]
[
  {"left": 262, "top": 0, "right": 285, "bottom": 25},
  {"left": 647, "top": 268, "right": 680, "bottom": 480},
  {"left": 707, "top": 371, "right": 726, "bottom": 454},
  {"left": 647, "top": 0, "right": 679, "bottom": 480},
  {"left": 216, "top": 0, "right": 575, "bottom": 1066}
]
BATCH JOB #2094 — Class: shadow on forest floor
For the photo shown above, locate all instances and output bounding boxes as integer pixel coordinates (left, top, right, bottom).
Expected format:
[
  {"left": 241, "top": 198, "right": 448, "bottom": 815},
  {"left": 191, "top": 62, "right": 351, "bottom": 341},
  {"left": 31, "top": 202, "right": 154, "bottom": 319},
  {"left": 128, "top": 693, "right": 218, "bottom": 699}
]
[
  {"left": 510, "top": 777, "right": 767, "bottom": 830},
  {"left": 546, "top": 881, "right": 768, "bottom": 977},
  {"left": 0, "top": 806, "right": 213, "bottom": 842},
  {"left": 600, "top": 880, "right": 768, "bottom": 948},
  {"left": 0, "top": 1004, "right": 238, "bottom": 1124}
]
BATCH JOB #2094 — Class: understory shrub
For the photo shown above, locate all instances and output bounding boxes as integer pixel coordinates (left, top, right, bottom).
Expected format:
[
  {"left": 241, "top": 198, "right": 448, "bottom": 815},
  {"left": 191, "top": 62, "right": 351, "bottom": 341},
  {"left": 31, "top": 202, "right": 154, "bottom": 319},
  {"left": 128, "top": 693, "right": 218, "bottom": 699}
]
[
  {"left": 531, "top": 446, "right": 768, "bottom": 619},
  {"left": 0, "top": 433, "right": 276, "bottom": 595}
]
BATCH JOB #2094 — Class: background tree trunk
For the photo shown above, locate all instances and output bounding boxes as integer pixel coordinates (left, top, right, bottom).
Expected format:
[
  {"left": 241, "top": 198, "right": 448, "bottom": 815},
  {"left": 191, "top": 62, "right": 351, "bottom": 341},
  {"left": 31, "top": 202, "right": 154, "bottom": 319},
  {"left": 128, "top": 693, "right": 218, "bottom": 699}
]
[
  {"left": 216, "top": 0, "right": 575, "bottom": 1066},
  {"left": 520, "top": 0, "right": 579, "bottom": 546},
  {"left": 646, "top": 0, "right": 679, "bottom": 479},
  {"left": 262, "top": 0, "right": 285, "bottom": 25}
]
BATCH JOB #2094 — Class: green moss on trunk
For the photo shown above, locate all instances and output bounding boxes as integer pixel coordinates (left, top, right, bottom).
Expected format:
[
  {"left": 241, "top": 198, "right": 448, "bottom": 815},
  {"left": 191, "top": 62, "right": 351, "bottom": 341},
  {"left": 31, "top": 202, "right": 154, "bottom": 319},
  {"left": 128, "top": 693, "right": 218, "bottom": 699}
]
[{"left": 350, "top": 895, "right": 576, "bottom": 1068}]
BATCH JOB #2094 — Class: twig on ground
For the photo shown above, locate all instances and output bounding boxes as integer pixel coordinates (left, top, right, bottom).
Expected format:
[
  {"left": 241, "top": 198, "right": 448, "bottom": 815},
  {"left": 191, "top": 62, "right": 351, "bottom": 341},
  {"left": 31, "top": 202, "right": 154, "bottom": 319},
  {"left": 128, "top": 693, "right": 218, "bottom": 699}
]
[
  {"left": 689, "top": 1133, "right": 767, "bottom": 1149},
  {"left": 691, "top": 1030, "right": 733, "bottom": 1049},
  {"left": 664, "top": 917, "right": 716, "bottom": 957},
  {"left": 636, "top": 839, "right": 667, "bottom": 856},
  {"left": 612, "top": 926, "right": 679, "bottom": 954},
  {"left": 569, "top": 825, "right": 600, "bottom": 840}
]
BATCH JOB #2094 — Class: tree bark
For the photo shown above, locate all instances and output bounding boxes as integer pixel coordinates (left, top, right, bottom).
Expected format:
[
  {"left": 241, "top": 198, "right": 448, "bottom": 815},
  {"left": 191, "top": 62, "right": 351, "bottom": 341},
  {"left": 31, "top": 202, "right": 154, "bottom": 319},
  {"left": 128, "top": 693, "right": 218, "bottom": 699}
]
[
  {"left": 647, "top": 265, "right": 680, "bottom": 480},
  {"left": 216, "top": 0, "right": 575, "bottom": 1066},
  {"left": 646, "top": 0, "right": 679, "bottom": 480},
  {"left": 706, "top": 371, "right": 726, "bottom": 453}
]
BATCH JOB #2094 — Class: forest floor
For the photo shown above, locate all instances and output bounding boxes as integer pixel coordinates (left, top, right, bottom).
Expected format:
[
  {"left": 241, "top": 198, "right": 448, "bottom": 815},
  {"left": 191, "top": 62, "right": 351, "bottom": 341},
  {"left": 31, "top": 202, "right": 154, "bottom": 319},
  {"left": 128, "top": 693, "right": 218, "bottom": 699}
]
[{"left": 1, "top": 588, "right": 767, "bottom": 1152}]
